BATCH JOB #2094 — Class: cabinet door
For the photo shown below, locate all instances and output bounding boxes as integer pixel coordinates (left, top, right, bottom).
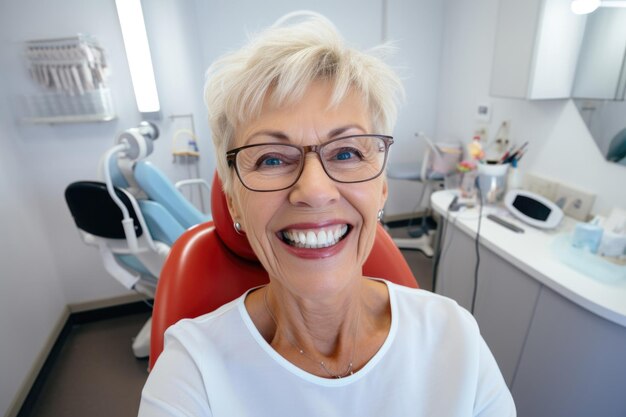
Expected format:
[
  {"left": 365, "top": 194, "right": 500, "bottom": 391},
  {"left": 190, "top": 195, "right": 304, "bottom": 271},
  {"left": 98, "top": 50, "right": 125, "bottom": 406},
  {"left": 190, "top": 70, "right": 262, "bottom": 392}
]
[
  {"left": 436, "top": 225, "right": 541, "bottom": 385},
  {"left": 490, "top": 0, "right": 586, "bottom": 99},
  {"left": 572, "top": 8, "right": 626, "bottom": 100},
  {"left": 490, "top": 0, "right": 543, "bottom": 99},
  {"left": 511, "top": 286, "right": 626, "bottom": 417}
]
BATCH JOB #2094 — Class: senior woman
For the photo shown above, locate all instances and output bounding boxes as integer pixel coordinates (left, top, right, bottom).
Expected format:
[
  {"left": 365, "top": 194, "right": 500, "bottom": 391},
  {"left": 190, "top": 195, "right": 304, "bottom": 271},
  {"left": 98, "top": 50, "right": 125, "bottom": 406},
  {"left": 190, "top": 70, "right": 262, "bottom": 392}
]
[{"left": 139, "top": 13, "right": 515, "bottom": 417}]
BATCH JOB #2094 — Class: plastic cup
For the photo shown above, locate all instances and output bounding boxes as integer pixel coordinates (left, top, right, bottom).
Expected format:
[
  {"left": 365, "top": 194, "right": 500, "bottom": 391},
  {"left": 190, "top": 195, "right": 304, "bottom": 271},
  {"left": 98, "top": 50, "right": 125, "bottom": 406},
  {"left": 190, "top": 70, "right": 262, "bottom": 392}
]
[{"left": 477, "top": 163, "right": 509, "bottom": 205}]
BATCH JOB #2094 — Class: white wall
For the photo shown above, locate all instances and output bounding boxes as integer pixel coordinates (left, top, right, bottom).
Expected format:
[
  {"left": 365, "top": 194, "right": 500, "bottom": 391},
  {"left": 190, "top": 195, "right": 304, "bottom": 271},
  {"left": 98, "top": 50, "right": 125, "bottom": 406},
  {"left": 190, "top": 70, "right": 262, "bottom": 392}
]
[
  {"left": 385, "top": 0, "right": 445, "bottom": 214},
  {"left": 0, "top": 82, "right": 67, "bottom": 416},
  {"left": 435, "top": 0, "right": 626, "bottom": 216}
]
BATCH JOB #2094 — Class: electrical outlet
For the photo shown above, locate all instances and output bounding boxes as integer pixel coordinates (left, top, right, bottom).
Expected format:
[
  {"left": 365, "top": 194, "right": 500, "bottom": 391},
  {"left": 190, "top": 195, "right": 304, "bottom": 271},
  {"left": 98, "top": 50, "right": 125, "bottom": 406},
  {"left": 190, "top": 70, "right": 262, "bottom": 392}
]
[
  {"left": 552, "top": 182, "right": 595, "bottom": 221},
  {"left": 476, "top": 103, "right": 491, "bottom": 122},
  {"left": 524, "top": 173, "right": 558, "bottom": 201}
]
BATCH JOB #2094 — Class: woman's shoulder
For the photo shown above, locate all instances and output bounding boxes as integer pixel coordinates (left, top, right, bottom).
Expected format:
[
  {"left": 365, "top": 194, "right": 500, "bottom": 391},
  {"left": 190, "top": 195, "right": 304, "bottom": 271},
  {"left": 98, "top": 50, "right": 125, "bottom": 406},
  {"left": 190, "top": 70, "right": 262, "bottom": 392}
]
[
  {"left": 383, "top": 279, "right": 478, "bottom": 332},
  {"left": 164, "top": 292, "right": 247, "bottom": 342}
]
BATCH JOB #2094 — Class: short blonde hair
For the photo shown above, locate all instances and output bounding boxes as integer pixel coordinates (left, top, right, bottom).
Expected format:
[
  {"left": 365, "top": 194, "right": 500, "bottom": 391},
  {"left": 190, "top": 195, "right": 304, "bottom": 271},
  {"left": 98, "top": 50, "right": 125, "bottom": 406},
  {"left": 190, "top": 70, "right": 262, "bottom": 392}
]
[{"left": 204, "top": 13, "right": 404, "bottom": 196}]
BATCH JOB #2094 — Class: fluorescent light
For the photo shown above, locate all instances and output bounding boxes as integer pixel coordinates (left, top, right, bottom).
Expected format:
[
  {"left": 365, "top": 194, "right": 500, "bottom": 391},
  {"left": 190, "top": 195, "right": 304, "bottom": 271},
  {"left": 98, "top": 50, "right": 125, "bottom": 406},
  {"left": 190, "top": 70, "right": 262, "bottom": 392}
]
[
  {"left": 115, "top": 0, "right": 160, "bottom": 114},
  {"left": 571, "top": 0, "right": 601, "bottom": 14}
]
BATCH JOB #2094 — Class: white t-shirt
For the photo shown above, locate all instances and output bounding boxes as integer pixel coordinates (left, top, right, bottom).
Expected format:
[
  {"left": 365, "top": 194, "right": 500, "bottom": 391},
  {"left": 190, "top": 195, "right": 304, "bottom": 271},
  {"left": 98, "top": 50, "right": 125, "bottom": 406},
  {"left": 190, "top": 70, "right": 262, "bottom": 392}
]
[{"left": 139, "top": 280, "right": 515, "bottom": 417}]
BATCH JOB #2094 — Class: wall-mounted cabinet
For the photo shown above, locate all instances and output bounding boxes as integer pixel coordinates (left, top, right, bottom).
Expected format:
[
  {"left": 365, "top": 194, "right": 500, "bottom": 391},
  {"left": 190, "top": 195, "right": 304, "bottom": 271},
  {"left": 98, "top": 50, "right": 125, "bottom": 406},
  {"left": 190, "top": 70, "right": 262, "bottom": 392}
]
[
  {"left": 572, "top": 8, "right": 626, "bottom": 100},
  {"left": 490, "top": 0, "right": 587, "bottom": 99}
]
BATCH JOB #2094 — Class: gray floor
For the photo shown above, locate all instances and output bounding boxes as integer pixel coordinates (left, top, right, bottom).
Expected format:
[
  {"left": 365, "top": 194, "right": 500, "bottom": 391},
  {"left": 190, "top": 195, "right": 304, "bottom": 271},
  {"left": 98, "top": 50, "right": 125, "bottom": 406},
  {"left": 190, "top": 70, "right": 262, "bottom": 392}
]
[
  {"left": 24, "top": 313, "right": 151, "bottom": 417},
  {"left": 23, "top": 232, "right": 432, "bottom": 417}
]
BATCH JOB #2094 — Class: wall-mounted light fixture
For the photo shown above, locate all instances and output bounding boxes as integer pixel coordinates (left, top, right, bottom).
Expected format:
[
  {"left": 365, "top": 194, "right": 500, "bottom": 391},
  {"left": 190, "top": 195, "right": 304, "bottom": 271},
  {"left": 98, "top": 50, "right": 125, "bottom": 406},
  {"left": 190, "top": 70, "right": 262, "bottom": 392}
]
[
  {"left": 115, "top": 0, "right": 161, "bottom": 118},
  {"left": 571, "top": 0, "right": 626, "bottom": 14}
]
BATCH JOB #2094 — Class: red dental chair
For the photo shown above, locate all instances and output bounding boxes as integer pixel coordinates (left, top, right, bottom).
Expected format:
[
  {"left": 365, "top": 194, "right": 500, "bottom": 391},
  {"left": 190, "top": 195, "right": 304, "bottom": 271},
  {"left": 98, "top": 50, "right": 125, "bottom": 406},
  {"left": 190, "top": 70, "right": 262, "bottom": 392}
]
[{"left": 149, "top": 174, "right": 418, "bottom": 369}]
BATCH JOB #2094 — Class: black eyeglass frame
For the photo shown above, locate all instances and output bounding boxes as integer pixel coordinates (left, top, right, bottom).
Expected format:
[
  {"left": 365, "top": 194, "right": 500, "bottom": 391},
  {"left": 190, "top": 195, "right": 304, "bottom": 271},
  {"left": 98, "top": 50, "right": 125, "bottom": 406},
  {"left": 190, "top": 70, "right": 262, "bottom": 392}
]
[{"left": 226, "top": 134, "right": 394, "bottom": 192}]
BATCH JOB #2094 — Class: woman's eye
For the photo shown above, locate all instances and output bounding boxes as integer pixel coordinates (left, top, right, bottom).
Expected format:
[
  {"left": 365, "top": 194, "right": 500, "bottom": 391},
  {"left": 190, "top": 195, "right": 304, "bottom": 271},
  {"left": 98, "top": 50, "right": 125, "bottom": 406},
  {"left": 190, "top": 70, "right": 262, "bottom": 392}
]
[
  {"left": 254, "top": 153, "right": 296, "bottom": 169},
  {"left": 260, "top": 156, "right": 282, "bottom": 166},
  {"left": 332, "top": 148, "right": 362, "bottom": 161}
]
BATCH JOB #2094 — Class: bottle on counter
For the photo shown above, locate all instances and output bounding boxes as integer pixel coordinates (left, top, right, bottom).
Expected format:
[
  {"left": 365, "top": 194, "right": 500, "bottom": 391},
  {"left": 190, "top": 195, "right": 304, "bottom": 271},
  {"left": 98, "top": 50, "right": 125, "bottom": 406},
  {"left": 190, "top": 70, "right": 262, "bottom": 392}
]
[{"left": 507, "top": 158, "right": 522, "bottom": 190}]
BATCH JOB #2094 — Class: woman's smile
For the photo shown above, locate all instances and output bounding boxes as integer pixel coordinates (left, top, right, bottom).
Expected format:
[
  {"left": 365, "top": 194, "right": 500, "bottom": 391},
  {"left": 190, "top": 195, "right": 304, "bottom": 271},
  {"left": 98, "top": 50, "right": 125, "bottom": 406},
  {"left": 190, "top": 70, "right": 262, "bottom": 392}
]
[
  {"left": 274, "top": 219, "right": 354, "bottom": 260},
  {"left": 278, "top": 223, "right": 350, "bottom": 249}
]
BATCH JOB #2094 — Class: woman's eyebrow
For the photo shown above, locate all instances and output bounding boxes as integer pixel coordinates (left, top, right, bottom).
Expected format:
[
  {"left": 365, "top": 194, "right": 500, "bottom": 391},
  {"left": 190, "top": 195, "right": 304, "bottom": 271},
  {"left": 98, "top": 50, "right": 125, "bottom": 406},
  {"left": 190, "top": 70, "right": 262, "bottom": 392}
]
[
  {"left": 328, "top": 124, "right": 367, "bottom": 138},
  {"left": 245, "top": 130, "right": 289, "bottom": 145},
  {"left": 245, "top": 124, "right": 367, "bottom": 145}
]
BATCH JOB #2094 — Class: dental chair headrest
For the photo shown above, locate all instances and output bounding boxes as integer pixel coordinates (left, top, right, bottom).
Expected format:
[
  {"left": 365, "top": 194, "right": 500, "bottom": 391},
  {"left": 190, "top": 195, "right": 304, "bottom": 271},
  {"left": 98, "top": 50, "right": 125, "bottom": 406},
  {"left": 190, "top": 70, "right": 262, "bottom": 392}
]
[
  {"left": 116, "top": 121, "right": 160, "bottom": 161},
  {"left": 210, "top": 174, "right": 258, "bottom": 261}
]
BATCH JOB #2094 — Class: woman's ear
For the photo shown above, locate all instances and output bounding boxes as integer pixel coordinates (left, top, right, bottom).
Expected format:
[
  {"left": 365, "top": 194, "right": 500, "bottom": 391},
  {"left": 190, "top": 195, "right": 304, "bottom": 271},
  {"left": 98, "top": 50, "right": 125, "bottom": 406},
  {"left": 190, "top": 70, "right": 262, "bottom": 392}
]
[
  {"left": 224, "top": 193, "right": 241, "bottom": 228},
  {"left": 380, "top": 177, "right": 389, "bottom": 208}
]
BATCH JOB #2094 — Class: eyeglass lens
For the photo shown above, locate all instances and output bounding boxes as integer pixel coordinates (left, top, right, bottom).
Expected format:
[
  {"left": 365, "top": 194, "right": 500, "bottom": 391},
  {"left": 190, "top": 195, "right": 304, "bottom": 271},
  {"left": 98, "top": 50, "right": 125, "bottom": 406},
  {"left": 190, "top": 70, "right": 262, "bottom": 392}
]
[{"left": 234, "top": 136, "right": 390, "bottom": 191}]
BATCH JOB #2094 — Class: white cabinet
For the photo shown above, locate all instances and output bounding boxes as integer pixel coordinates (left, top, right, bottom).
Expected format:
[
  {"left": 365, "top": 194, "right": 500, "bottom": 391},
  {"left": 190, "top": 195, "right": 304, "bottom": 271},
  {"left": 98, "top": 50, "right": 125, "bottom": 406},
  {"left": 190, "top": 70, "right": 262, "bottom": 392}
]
[
  {"left": 433, "top": 201, "right": 626, "bottom": 416},
  {"left": 435, "top": 228, "right": 541, "bottom": 386},
  {"left": 511, "top": 287, "right": 626, "bottom": 417},
  {"left": 490, "top": 0, "right": 587, "bottom": 99}
]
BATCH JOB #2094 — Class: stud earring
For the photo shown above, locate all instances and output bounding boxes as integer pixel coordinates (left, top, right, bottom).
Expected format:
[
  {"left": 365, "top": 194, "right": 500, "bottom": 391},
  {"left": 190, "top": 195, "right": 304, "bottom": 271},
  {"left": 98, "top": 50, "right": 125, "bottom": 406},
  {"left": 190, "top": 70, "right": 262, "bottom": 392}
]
[
  {"left": 233, "top": 221, "right": 244, "bottom": 235},
  {"left": 377, "top": 209, "right": 384, "bottom": 222}
]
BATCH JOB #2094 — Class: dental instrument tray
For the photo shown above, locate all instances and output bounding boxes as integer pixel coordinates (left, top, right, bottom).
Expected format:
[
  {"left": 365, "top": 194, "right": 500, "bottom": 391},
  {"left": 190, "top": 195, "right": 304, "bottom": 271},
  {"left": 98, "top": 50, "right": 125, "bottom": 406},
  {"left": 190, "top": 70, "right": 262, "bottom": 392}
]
[{"left": 504, "top": 189, "right": 563, "bottom": 229}]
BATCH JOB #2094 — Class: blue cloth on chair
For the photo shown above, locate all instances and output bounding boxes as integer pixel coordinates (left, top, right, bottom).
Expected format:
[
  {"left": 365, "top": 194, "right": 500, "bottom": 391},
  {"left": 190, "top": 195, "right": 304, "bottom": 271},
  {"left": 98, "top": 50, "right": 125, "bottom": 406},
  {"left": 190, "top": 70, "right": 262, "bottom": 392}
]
[
  {"left": 108, "top": 157, "right": 130, "bottom": 188},
  {"left": 139, "top": 200, "right": 186, "bottom": 245},
  {"left": 114, "top": 201, "right": 187, "bottom": 279},
  {"left": 106, "top": 160, "right": 209, "bottom": 279},
  {"left": 134, "top": 161, "right": 211, "bottom": 229}
]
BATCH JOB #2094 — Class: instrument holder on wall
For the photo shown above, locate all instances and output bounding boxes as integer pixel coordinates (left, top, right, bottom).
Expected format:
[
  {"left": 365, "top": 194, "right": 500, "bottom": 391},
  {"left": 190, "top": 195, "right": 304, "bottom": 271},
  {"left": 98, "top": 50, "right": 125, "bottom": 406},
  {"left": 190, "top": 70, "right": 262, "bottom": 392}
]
[{"left": 21, "top": 34, "right": 115, "bottom": 123}]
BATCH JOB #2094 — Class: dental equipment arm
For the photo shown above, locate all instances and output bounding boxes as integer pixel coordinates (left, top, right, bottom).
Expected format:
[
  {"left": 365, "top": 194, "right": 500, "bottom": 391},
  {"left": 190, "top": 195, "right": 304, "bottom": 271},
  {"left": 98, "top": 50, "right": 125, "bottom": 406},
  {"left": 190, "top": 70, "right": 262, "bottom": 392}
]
[
  {"left": 103, "top": 121, "right": 160, "bottom": 254},
  {"left": 103, "top": 142, "right": 139, "bottom": 253}
]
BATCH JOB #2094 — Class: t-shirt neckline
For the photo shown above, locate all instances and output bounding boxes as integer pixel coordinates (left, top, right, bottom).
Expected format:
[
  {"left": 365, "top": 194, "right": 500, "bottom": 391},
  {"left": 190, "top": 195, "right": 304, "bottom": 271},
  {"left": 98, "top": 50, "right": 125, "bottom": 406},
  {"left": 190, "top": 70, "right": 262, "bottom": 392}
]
[{"left": 237, "top": 279, "right": 399, "bottom": 387}]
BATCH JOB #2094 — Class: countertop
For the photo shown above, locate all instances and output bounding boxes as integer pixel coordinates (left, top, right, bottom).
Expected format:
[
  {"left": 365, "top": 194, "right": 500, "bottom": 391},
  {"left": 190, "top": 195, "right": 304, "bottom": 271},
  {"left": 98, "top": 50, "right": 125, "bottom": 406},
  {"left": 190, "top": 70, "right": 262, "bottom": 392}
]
[{"left": 431, "top": 190, "right": 626, "bottom": 328}]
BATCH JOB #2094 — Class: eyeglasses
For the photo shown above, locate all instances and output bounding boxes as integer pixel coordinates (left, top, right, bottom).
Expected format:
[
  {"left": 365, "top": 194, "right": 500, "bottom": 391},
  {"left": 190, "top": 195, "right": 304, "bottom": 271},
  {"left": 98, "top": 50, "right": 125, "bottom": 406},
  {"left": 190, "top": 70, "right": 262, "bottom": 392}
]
[{"left": 226, "top": 134, "right": 394, "bottom": 192}]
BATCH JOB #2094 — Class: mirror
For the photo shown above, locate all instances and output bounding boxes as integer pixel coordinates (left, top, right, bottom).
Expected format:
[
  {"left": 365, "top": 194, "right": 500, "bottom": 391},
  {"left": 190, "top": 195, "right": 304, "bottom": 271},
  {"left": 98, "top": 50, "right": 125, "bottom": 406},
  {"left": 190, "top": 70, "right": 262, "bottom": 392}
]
[{"left": 571, "top": 8, "right": 626, "bottom": 166}]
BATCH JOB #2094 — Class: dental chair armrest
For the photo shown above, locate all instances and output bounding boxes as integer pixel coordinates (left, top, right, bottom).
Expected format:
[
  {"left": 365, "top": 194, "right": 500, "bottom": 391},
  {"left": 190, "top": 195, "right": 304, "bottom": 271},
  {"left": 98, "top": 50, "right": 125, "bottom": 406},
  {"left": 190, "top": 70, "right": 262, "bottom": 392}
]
[
  {"left": 175, "top": 179, "right": 211, "bottom": 214},
  {"left": 175, "top": 178, "right": 211, "bottom": 193},
  {"left": 97, "top": 242, "right": 141, "bottom": 290}
]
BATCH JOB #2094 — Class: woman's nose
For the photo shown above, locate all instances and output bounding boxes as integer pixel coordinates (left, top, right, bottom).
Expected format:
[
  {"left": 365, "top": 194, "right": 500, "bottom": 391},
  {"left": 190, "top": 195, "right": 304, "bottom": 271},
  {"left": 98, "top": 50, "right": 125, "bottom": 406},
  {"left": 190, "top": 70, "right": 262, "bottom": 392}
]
[{"left": 288, "top": 153, "right": 340, "bottom": 207}]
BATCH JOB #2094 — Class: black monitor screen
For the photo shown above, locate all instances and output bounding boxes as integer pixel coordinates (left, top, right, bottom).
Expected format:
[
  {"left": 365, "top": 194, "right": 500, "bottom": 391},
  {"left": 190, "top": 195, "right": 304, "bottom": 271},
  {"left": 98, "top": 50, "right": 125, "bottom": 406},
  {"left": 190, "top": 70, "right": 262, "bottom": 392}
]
[{"left": 513, "top": 195, "right": 551, "bottom": 221}]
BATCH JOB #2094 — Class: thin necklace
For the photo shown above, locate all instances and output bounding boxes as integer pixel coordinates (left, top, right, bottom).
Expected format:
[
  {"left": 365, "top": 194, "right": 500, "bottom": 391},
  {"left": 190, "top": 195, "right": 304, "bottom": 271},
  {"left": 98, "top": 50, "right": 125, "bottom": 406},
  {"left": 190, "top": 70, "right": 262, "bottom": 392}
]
[{"left": 263, "top": 287, "right": 360, "bottom": 379}]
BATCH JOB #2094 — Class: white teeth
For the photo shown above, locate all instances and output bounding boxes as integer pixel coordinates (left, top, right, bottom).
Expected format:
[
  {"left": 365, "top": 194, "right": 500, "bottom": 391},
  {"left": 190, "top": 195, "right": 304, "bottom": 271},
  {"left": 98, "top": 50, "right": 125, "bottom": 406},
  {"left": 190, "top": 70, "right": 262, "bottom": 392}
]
[
  {"left": 317, "top": 230, "right": 328, "bottom": 246},
  {"left": 306, "top": 231, "right": 316, "bottom": 245},
  {"left": 281, "top": 224, "right": 349, "bottom": 249}
]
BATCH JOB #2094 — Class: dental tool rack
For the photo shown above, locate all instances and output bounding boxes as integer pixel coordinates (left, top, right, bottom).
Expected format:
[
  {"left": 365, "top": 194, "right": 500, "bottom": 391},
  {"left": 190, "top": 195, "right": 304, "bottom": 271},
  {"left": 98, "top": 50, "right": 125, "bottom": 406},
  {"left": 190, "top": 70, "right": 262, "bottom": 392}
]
[{"left": 21, "top": 34, "right": 115, "bottom": 123}]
